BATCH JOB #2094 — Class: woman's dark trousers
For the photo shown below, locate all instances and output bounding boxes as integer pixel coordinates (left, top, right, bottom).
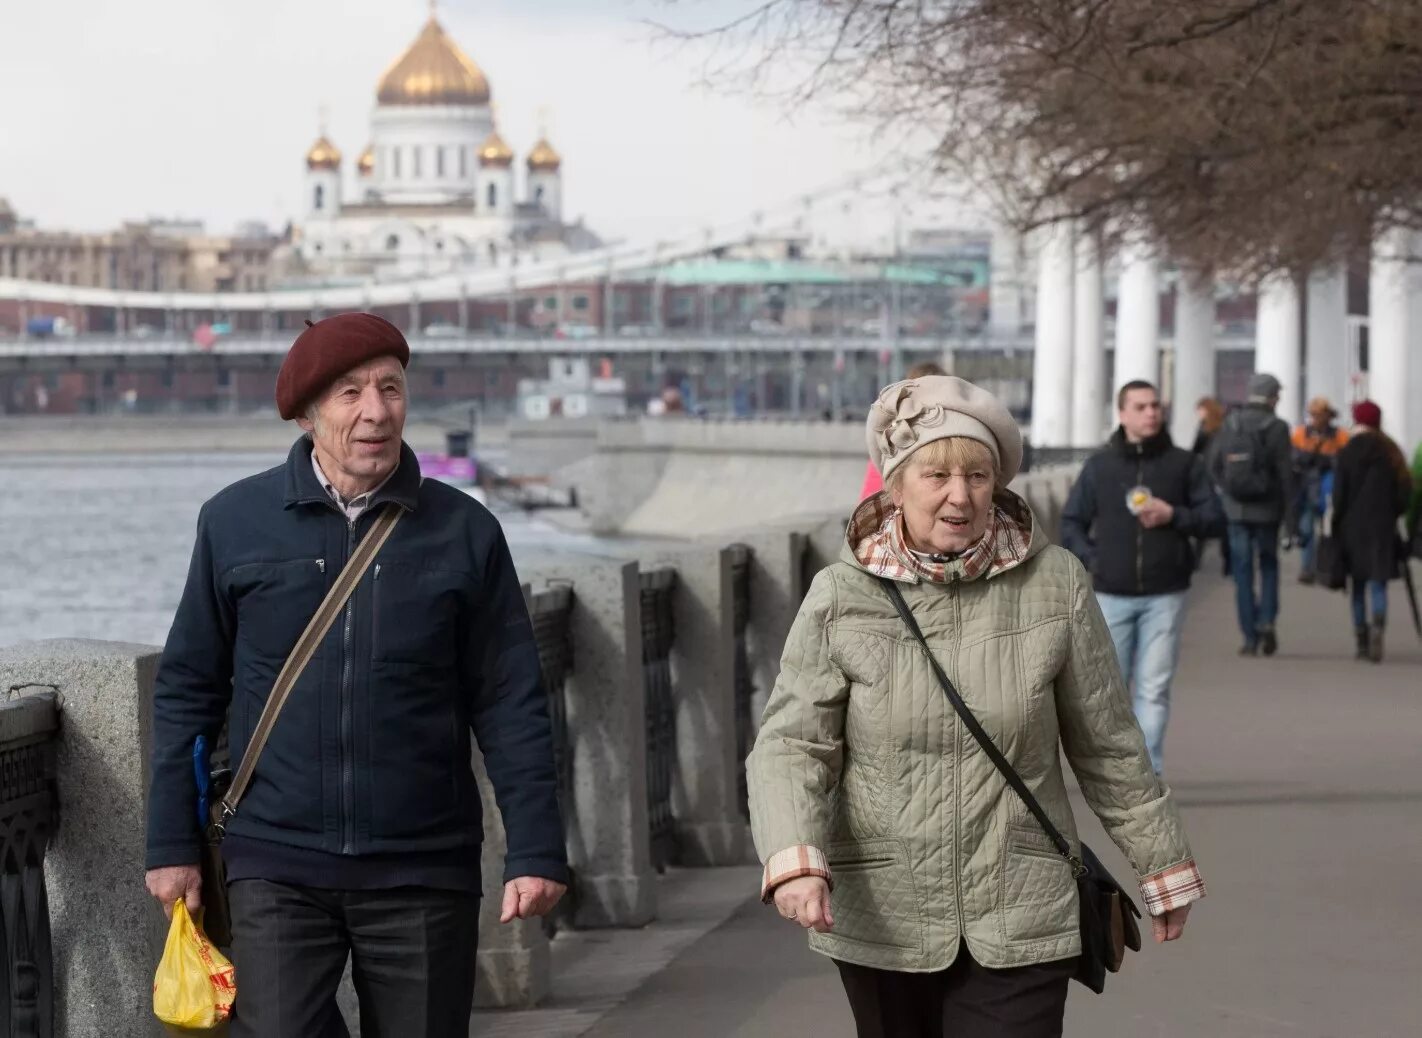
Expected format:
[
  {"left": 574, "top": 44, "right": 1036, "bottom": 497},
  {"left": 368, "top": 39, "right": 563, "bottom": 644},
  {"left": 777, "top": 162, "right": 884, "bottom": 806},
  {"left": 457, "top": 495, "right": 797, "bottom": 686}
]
[
  {"left": 227, "top": 879, "right": 480, "bottom": 1038},
  {"left": 835, "top": 943, "right": 1077, "bottom": 1038}
]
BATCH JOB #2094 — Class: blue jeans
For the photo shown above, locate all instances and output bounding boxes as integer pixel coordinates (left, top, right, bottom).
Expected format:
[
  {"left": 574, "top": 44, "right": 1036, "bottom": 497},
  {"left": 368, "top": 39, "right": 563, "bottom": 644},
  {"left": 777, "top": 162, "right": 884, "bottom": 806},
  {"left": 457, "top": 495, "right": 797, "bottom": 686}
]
[
  {"left": 1227, "top": 521, "right": 1280, "bottom": 643},
  {"left": 1097, "top": 592, "right": 1189, "bottom": 775},
  {"left": 1351, "top": 580, "right": 1388, "bottom": 628}
]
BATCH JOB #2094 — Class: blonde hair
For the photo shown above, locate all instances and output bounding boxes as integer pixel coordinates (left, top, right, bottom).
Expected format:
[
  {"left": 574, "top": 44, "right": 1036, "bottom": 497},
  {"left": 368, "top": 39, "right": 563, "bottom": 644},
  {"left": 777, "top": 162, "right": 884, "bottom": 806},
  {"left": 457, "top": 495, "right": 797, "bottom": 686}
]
[{"left": 886, "top": 436, "right": 997, "bottom": 493}]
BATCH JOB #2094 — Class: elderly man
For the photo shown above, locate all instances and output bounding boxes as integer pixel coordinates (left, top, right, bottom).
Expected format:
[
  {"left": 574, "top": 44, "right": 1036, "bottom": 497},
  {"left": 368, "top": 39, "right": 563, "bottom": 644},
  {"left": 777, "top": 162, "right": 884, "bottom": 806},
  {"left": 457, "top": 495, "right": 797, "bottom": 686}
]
[{"left": 144, "top": 313, "right": 567, "bottom": 1037}]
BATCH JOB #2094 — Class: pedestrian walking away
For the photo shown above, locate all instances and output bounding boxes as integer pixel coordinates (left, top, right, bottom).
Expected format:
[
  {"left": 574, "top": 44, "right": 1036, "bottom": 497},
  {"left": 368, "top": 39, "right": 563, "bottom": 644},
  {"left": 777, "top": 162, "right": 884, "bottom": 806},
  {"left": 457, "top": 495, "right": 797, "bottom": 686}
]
[
  {"left": 1291, "top": 398, "right": 1349, "bottom": 584},
  {"left": 1208, "top": 373, "right": 1294, "bottom": 656},
  {"left": 1061, "top": 381, "right": 1224, "bottom": 775},
  {"left": 144, "top": 312, "right": 568, "bottom": 1037},
  {"left": 1191, "top": 397, "right": 1231, "bottom": 576},
  {"left": 749, "top": 374, "right": 1205, "bottom": 1038},
  {"left": 1332, "top": 400, "right": 1414, "bottom": 662}
]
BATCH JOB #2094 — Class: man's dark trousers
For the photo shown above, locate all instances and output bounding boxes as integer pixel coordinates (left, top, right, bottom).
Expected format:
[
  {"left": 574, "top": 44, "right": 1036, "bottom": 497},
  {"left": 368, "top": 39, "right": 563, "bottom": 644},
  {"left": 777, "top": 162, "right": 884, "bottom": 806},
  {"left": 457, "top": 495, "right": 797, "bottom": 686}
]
[{"left": 228, "top": 880, "right": 480, "bottom": 1038}]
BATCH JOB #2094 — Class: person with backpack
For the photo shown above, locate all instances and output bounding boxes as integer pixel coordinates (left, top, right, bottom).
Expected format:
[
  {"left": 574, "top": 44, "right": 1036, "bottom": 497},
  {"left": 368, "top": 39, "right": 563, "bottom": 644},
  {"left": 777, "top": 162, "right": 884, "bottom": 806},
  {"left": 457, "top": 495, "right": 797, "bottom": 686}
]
[
  {"left": 1209, "top": 373, "right": 1294, "bottom": 656},
  {"left": 1291, "top": 397, "right": 1349, "bottom": 585},
  {"left": 1061, "top": 381, "right": 1224, "bottom": 775}
]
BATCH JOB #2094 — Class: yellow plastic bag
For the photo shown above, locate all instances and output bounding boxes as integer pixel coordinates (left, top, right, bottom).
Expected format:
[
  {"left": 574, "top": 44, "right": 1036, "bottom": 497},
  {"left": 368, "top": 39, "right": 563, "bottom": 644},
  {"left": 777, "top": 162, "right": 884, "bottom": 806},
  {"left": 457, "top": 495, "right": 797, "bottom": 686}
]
[{"left": 153, "top": 901, "right": 237, "bottom": 1029}]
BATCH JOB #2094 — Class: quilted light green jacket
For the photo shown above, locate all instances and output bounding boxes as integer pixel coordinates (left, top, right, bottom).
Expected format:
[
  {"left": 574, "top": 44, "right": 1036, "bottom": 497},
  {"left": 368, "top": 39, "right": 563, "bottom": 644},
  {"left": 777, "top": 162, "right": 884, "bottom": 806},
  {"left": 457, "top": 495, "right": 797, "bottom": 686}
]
[{"left": 746, "top": 495, "right": 1198, "bottom": 971}]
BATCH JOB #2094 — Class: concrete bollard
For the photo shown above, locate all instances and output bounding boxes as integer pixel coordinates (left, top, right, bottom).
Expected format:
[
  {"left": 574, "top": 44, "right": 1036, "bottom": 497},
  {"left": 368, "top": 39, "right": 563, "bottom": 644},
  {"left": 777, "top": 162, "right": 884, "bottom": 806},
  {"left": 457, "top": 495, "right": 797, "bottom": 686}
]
[
  {"left": 720, "top": 527, "right": 807, "bottom": 748},
  {"left": 644, "top": 543, "right": 750, "bottom": 866},
  {"left": 529, "top": 559, "right": 657, "bottom": 928},
  {"left": 0, "top": 638, "right": 166, "bottom": 1038},
  {"left": 471, "top": 744, "right": 551, "bottom": 1007}
]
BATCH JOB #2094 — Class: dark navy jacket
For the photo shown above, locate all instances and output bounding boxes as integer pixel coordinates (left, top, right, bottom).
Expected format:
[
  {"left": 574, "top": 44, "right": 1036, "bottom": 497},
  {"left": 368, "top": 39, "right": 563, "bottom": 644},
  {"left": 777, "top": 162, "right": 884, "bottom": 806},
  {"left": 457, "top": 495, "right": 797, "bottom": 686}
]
[
  {"left": 1061, "top": 428, "right": 1224, "bottom": 596},
  {"left": 144, "top": 439, "right": 568, "bottom": 888}
]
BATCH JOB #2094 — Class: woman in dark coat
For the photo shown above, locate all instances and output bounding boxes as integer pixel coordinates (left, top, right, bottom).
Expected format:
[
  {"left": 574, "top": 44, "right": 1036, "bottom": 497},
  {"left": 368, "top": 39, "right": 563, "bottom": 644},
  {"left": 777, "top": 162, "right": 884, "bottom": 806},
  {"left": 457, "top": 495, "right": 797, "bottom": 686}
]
[
  {"left": 1191, "top": 397, "right": 1230, "bottom": 574},
  {"left": 1332, "top": 400, "right": 1413, "bottom": 662}
]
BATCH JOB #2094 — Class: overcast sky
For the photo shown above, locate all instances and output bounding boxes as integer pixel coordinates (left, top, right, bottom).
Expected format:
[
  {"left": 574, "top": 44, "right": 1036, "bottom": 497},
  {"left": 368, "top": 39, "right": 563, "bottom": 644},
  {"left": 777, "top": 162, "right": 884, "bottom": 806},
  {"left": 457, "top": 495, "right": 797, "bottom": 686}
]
[{"left": 0, "top": 0, "right": 986, "bottom": 249}]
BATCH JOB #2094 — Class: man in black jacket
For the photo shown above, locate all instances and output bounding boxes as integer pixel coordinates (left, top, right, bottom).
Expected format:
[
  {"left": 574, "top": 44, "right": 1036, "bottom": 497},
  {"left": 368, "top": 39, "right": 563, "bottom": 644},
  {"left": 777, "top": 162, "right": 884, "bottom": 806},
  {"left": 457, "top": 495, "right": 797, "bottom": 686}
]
[
  {"left": 144, "top": 313, "right": 567, "bottom": 1036},
  {"left": 1061, "top": 381, "right": 1223, "bottom": 775}
]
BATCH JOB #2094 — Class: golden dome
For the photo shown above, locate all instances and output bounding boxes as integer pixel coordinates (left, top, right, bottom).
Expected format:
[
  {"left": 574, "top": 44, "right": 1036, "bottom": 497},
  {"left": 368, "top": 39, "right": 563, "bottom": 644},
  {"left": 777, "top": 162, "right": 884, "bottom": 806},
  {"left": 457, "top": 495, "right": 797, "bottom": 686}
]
[
  {"left": 377, "top": 16, "right": 491, "bottom": 107},
  {"left": 306, "top": 135, "right": 342, "bottom": 170},
  {"left": 478, "top": 130, "right": 513, "bottom": 168},
  {"left": 357, "top": 145, "right": 375, "bottom": 176},
  {"left": 527, "top": 137, "right": 562, "bottom": 173}
]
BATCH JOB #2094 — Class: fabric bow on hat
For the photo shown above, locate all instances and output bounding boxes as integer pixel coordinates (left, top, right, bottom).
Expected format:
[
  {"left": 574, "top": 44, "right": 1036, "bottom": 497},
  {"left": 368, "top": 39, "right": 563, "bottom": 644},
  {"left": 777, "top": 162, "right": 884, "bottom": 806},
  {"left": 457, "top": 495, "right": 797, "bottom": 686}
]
[{"left": 869, "top": 382, "right": 947, "bottom": 461}]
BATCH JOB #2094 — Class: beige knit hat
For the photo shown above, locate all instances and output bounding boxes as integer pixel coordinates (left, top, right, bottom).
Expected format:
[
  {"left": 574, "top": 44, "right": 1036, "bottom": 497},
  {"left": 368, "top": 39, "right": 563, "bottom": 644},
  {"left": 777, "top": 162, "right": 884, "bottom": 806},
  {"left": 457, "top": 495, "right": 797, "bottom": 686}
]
[{"left": 866, "top": 375, "right": 1024, "bottom": 485}]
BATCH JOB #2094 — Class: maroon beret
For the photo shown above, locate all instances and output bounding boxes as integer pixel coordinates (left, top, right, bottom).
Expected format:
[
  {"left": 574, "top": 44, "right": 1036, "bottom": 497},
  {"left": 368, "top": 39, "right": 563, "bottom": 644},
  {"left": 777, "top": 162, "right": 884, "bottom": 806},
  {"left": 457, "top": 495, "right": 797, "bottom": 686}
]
[
  {"left": 1352, "top": 399, "right": 1382, "bottom": 429},
  {"left": 275, "top": 312, "right": 411, "bottom": 420}
]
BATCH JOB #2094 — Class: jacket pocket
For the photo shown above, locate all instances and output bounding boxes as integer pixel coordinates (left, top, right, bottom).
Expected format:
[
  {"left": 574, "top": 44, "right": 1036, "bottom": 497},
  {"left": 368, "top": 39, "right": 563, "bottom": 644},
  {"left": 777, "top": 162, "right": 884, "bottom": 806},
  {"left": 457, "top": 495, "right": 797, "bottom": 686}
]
[
  {"left": 372, "top": 561, "right": 464, "bottom": 666},
  {"left": 233, "top": 659, "right": 327, "bottom": 837},
  {"left": 1001, "top": 824, "right": 1078, "bottom": 942},
  {"left": 822, "top": 838, "right": 923, "bottom": 951},
  {"left": 365, "top": 670, "right": 466, "bottom": 841},
  {"left": 229, "top": 559, "right": 327, "bottom": 661}
]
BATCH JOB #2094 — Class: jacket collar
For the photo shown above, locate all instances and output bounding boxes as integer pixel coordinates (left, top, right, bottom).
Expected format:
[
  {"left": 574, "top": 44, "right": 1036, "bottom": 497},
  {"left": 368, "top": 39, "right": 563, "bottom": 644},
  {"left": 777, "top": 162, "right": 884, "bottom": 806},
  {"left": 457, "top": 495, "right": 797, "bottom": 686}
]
[
  {"left": 1110, "top": 425, "right": 1173, "bottom": 458},
  {"left": 283, "top": 436, "right": 422, "bottom": 513}
]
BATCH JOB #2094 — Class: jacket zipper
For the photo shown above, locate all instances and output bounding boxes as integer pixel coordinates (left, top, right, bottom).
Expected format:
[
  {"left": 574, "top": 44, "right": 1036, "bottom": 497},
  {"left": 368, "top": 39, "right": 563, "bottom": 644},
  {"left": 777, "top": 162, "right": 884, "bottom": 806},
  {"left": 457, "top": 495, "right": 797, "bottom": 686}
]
[
  {"left": 948, "top": 577, "right": 967, "bottom": 938},
  {"left": 340, "top": 516, "right": 357, "bottom": 854},
  {"left": 1135, "top": 450, "right": 1145, "bottom": 594}
]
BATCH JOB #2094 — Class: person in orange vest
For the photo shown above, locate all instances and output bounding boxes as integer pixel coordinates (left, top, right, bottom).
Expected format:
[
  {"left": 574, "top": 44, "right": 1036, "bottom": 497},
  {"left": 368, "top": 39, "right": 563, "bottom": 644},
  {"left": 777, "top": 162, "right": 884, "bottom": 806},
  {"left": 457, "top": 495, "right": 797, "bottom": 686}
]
[
  {"left": 1292, "top": 397, "right": 1349, "bottom": 584},
  {"left": 859, "top": 362, "right": 947, "bottom": 499}
]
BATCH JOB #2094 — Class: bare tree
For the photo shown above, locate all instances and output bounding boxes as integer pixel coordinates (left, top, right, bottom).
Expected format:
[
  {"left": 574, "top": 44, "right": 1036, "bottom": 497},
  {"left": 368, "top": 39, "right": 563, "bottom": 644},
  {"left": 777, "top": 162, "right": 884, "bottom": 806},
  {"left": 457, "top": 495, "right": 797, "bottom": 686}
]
[{"left": 663, "top": 0, "right": 1422, "bottom": 276}]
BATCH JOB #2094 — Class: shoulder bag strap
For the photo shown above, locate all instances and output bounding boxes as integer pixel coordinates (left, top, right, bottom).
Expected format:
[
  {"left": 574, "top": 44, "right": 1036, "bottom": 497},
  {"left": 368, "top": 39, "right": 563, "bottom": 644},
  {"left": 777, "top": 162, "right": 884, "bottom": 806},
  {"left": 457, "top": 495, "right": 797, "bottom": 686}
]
[
  {"left": 212, "top": 501, "right": 404, "bottom": 833},
  {"left": 877, "top": 577, "right": 1085, "bottom": 877}
]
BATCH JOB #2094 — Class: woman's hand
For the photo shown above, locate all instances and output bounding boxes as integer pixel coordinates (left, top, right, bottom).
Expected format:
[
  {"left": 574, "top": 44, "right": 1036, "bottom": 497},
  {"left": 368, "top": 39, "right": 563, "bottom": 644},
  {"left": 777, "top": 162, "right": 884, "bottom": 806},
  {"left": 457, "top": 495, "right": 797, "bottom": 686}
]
[
  {"left": 772, "top": 876, "right": 834, "bottom": 932},
  {"left": 1151, "top": 903, "right": 1191, "bottom": 943}
]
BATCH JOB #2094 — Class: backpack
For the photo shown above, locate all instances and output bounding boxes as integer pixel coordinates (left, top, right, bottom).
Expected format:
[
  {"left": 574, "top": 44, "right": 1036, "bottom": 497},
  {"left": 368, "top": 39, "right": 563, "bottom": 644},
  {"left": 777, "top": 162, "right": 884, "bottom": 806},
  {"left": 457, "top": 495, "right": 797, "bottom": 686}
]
[{"left": 1217, "top": 411, "right": 1275, "bottom": 502}]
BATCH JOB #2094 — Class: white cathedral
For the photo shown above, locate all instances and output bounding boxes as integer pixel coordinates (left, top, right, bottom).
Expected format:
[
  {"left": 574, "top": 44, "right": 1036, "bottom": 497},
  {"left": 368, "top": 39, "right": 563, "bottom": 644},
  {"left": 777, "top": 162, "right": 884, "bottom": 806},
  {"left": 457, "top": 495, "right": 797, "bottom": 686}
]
[{"left": 292, "top": 11, "right": 599, "bottom": 282}]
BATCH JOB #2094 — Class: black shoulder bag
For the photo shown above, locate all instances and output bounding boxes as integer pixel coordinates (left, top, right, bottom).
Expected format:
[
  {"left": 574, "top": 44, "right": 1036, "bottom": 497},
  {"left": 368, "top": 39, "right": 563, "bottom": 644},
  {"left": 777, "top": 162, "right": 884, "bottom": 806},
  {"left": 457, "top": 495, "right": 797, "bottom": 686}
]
[{"left": 878, "top": 578, "right": 1142, "bottom": 993}]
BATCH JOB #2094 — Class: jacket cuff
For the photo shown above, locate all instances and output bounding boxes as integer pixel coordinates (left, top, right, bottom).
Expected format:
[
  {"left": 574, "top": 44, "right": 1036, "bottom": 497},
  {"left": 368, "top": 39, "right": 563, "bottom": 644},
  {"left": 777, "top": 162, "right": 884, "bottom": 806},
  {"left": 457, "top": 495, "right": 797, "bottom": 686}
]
[
  {"left": 146, "top": 841, "right": 203, "bottom": 871},
  {"left": 1139, "top": 858, "right": 1206, "bottom": 916},
  {"left": 760, "top": 844, "right": 832, "bottom": 903},
  {"left": 502, "top": 856, "right": 571, "bottom": 887}
]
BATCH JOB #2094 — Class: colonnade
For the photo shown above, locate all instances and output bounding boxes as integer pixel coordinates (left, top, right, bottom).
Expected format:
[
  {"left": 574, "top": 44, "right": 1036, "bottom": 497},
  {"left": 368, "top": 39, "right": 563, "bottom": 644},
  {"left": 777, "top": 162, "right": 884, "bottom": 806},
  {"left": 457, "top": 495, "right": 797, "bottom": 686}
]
[{"left": 1029, "top": 222, "right": 1421, "bottom": 450}]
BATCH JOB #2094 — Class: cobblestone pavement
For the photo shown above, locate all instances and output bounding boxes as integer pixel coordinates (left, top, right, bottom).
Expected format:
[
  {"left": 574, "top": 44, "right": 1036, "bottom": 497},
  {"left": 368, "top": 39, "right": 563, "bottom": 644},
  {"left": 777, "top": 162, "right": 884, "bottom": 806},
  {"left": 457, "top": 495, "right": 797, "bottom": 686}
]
[{"left": 475, "top": 558, "right": 1422, "bottom": 1037}]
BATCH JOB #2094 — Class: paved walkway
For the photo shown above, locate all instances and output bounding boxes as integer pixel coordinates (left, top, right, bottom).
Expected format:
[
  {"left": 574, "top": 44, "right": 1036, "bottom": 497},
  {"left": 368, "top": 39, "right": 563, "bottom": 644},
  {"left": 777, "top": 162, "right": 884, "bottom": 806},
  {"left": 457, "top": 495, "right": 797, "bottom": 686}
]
[{"left": 475, "top": 553, "right": 1422, "bottom": 1037}]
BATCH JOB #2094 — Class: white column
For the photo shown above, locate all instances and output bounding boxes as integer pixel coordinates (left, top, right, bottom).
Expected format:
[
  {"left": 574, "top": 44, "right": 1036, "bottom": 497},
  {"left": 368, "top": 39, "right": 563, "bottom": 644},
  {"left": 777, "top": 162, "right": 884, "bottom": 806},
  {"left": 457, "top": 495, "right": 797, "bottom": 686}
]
[
  {"left": 1369, "top": 227, "right": 1422, "bottom": 450},
  {"left": 990, "top": 223, "right": 1027, "bottom": 341},
  {"left": 1171, "top": 270, "right": 1216, "bottom": 447},
  {"left": 1114, "top": 242, "right": 1160, "bottom": 392},
  {"left": 1031, "top": 221, "right": 1075, "bottom": 447},
  {"left": 1071, "top": 230, "right": 1106, "bottom": 446},
  {"left": 1305, "top": 266, "right": 1349, "bottom": 412},
  {"left": 1254, "top": 272, "right": 1303, "bottom": 424}
]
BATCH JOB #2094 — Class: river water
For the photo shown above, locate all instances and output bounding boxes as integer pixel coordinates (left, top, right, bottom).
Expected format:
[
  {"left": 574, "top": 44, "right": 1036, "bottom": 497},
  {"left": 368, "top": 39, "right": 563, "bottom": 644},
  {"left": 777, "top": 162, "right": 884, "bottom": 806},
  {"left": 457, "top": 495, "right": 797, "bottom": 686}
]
[{"left": 0, "top": 450, "right": 611, "bottom": 649}]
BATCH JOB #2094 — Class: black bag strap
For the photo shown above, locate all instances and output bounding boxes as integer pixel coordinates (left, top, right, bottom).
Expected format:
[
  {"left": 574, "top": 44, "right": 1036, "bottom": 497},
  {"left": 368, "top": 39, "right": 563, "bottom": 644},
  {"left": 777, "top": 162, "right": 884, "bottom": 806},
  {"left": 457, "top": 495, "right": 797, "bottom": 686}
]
[{"left": 878, "top": 577, "right": 1085, "bottom": 877}]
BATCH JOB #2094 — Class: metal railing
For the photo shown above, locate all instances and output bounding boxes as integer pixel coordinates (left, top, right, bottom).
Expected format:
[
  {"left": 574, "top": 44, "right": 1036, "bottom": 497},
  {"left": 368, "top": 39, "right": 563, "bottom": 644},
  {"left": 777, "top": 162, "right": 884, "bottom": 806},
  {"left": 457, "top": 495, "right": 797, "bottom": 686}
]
[
  {"left": 639, "top": 568, "right": 678, "bottom": 872},
  {"left": 529, "top": 585, "right": 576, "bottom": 931},
  {"left": 0, "top": 690, "right": 59, "bottom": 1038},
  {"left": 727, "top": 546, "right": 755, "bottom": 820}
]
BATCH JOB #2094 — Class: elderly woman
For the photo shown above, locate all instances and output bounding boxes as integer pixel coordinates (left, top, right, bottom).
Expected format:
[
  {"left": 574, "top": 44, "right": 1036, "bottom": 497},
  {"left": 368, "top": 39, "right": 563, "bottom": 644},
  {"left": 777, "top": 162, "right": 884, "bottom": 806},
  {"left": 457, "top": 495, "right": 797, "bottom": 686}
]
[{"left": 747, "top": 377, "right": 1205, "bottom": 1038}]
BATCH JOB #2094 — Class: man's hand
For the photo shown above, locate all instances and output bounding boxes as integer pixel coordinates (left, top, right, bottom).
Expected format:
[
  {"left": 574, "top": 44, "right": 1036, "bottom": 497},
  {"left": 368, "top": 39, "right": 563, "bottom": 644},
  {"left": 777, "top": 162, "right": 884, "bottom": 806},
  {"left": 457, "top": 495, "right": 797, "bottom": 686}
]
[
  {"left": 1137, "top": 498, "right": 1175, "bottom": 529},
  {"left": 1151, "top": 903, "right": 1191, "bottom": 943},
  {"left": 146, "top": 865, "right": 202, "bottom": 919},
  {"left": 772, "top": 876, "right": 834, "bottom": 933},
  {"left": 499, "top": 876, "right": 566, "bottom": 923}
]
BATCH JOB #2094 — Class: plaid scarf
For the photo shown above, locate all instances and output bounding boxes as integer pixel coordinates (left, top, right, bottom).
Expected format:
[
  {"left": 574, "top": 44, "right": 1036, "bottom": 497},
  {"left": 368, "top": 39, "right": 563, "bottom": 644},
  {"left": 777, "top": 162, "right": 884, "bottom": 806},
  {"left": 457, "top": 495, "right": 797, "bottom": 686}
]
[{"left": 850, "top": 490, "right": 1034, "bottom": 584}]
